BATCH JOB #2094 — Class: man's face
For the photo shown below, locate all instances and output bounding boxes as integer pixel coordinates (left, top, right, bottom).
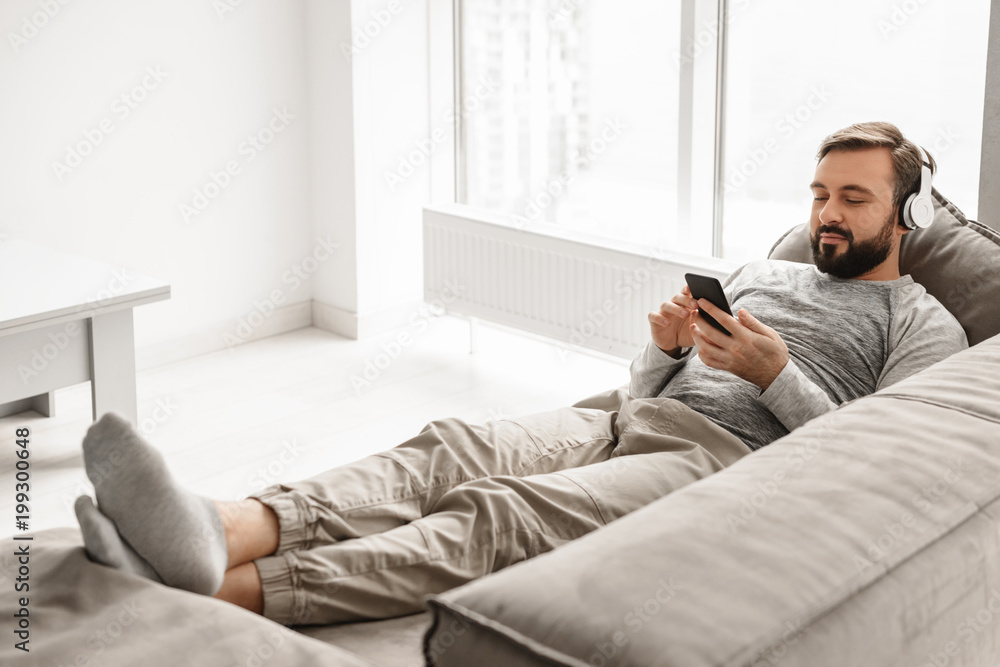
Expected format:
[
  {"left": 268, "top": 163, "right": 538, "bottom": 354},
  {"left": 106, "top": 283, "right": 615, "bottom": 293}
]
[{"left": 808, "top": 147, "right": 903, "bottom": 279}]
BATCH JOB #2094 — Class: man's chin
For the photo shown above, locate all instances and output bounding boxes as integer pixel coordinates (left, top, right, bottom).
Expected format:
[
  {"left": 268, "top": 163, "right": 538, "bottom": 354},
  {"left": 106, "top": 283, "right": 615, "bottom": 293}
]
[{"left": 812, "top": 248, "right": 853, "bottom": 278}]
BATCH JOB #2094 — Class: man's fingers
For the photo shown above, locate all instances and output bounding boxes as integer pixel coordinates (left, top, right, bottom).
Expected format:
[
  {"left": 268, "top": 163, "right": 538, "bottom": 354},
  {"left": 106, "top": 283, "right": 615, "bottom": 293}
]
[
  {"left": 658, "top": 301, "right": 692, "bottom": 320},
  {"left": 739, "top": 309, "right": 778, "bottom": 339},
  {"left": 697, "top": 298, "right": 739, "bottom": 334},
  {"left": 690, "top": 315, "right": 725, "bottom": 349},
  {"left": 648, "top": 311, "right": 672, "bottom": 327},
  {"left": 671, "top": 292, "right": 698, "bottom": 310}
]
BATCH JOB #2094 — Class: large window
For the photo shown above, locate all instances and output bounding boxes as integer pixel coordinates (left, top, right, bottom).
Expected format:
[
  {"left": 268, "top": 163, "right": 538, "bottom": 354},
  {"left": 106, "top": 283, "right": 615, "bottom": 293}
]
[
  {"left": 457, "top": 0, "right": 992, "bottom": 263},
  {"left": 459, "top": 0, "right": 689, "bottom": 252},
  {"left": 722, "top": 0, "right": 990, "bottom": 263}
]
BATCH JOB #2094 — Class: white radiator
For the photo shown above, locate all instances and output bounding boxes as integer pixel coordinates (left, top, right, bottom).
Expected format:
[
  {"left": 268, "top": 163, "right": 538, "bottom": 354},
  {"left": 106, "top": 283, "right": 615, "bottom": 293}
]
[{"left": 422, "top": 205, "right": 738, "bottom": 359}]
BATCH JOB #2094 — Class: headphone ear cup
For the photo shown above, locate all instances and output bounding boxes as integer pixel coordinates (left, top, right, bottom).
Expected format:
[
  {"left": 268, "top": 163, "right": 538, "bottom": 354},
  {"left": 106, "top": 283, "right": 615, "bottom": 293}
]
[
  {"left": 902, "top": 193, "right": 917, "bottom": 229},
  {"left": 909, "top": 195, "right": 935, "bottom": 229}
]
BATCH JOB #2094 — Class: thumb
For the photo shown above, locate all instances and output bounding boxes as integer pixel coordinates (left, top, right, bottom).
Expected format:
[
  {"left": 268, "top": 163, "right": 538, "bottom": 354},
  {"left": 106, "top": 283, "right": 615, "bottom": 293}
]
[{"left": 738, "top": 309, "right": 771, "bottom": 335}]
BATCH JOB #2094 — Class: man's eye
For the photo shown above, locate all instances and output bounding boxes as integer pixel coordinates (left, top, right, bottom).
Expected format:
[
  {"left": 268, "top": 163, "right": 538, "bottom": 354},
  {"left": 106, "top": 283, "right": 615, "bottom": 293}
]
[
  {"left": 813, "top": 197, "right": 828, "bottom": 201},
  {"left": 847, "top": 199, "right": 864, "bottom": 204}
]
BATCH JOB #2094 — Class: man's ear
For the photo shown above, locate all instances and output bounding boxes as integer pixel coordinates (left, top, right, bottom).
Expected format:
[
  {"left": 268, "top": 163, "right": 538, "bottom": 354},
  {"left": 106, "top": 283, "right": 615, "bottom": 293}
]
[{"left": 895, "top": 205, "right": 911, "bottom": 235}]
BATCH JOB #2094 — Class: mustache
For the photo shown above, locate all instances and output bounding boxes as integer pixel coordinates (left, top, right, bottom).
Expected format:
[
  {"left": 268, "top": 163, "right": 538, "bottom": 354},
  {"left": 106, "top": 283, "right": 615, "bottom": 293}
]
[{"left": 815, "top": 225, "right": 854, "bottom": 243}]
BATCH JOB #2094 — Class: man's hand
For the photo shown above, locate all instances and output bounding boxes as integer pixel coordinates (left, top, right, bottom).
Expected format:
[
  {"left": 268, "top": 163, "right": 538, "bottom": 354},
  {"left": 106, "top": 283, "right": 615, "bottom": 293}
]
[
  {"left": 688, "top": 299, "right": 789, "bottom": 390},
  {"left": 647, "top": 285, "right": 699, "bottom": 357}
]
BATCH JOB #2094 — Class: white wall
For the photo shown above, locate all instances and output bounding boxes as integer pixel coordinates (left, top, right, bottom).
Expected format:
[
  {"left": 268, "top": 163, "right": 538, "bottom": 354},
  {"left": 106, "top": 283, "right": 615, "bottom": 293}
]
[
  {"left": 310, "top": 0, "right": 430, "bottom": 338},
  {"left": 1, "top": 0, "right": 434, "bottom": 365},
  {"left": 0, "top": 0, "right": 313, "bottom": 366},
  {"left": 306, "top": 0, "right": 359, "bottom": 321}
]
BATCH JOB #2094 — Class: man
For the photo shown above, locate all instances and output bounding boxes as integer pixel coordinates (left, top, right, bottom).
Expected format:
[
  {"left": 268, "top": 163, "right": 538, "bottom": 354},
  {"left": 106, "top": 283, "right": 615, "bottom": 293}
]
[{"left": 74, "top": 121, "right": 966, "bottom": 626}]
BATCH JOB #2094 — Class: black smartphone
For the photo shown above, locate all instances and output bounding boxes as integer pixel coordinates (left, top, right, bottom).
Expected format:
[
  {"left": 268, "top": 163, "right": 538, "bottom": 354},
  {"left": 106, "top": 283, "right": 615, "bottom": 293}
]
[{"left": 684, "top": 273, "right": 734, "bottom": 336}]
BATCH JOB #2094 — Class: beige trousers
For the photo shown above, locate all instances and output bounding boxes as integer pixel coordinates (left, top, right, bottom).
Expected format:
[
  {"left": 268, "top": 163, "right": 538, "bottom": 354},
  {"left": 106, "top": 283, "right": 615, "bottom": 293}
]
[{"left": 250, "top": 388, "right": 752, "bottom": 625}]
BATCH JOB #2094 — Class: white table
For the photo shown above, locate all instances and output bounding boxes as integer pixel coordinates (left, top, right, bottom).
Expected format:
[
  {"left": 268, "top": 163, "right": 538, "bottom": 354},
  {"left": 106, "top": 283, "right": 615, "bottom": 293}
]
[{"left": 0, "top": 240, "right": 170, "bottom": 423}]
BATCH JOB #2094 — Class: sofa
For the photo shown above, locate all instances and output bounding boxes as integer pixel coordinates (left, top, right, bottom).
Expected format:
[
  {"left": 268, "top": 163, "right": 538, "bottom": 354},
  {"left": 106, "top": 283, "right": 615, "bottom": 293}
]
[
  {"left": 421, "top": 189, "right": 1000, "bottom": 666},
  {"left": 3, "top": 191, "right": 998, "bottom": 666}
]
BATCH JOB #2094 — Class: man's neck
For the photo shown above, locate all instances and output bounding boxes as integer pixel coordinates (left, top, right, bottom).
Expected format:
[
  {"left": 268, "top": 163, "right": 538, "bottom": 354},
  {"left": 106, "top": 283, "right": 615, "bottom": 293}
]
[
  {"left": 854, "top": 244, "right": 903, "bottom": 281},
  {"left": 855, "top": 264, "right": 902, "bottom": 281}
]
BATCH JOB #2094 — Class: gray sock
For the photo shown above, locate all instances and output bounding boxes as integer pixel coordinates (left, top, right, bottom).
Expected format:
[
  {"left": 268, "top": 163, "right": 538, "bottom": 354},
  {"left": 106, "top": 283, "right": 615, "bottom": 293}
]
[
  {"left": 74, "top": 495, "right": 162, "bottom": 582},
  {"left": 82, "top": 412, "right": 228, "bottom": 595}
]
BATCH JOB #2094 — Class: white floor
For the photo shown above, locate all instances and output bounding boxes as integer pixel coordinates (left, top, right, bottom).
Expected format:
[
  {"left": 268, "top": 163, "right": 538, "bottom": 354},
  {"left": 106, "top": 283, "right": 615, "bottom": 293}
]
[{"left": 0, "top": 316, "right": 628, "bottom": 539}]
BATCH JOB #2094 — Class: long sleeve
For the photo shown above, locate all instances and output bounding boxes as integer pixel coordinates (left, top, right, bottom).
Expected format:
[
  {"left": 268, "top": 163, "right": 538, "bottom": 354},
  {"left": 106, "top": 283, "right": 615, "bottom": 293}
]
[
  {"left": 756, "top": 358, "right": 838, "bottom": 432},
  {"left": 628, "top": 265, "right": 751, "bottom": 399},
  {"left": 630, "top": 260, "right": 969, "bottom": 451},
  {"left": 758, "top": 280, "right": 968, "bottom": 433},
  {"left": 628, "top": 341, "right": 692, "bottom": 398}
]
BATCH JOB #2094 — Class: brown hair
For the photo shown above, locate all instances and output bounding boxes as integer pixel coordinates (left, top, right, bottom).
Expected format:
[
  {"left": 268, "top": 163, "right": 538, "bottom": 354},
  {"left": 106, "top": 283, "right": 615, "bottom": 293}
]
[{"left": 817, "top": 122, "right": 935, "bottom": 222}]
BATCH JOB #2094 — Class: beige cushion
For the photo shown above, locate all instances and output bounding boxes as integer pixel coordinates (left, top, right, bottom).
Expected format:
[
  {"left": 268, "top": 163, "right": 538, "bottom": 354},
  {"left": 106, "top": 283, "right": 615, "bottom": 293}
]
[
  {"left": 768, "top": 189, "right": 1000, "bottom": 346},
  {"left": 0, "top": 529, "right": 372, "bottom": 666},
  {"left": 424, "top": 334, "right": 1000, "bottom": 666}
]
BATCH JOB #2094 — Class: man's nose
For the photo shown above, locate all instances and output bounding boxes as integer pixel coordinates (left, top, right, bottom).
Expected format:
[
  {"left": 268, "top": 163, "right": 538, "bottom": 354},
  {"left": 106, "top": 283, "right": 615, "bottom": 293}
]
[{"left": 819, "top": 200, "right": 844, "bottom": 224}]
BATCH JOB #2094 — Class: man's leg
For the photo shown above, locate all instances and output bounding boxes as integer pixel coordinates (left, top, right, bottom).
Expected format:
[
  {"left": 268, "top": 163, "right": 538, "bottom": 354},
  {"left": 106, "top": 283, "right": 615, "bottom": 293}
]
[
  {"left": 247, "top": 400, "right": 622, "bottom": 551},
  {"left": 210, "top": 400, "right": 626, "bottom": 612},
  {"left": 77, "top": 398, "right": 622, "bottom": 595},
  {"left": 248, "top": 396, "right": 752, "bottom": 626}
]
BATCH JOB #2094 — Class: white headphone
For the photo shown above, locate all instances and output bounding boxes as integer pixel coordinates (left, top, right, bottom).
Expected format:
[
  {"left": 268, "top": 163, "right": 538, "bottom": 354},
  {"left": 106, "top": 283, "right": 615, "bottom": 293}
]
[{"left": 901, "top": 146, "right": 935, "bottom": 230}]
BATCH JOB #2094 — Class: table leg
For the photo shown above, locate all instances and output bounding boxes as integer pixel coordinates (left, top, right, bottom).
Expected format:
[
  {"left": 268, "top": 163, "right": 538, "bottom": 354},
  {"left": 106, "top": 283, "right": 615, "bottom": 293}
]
[{"left": 88, "top": 309, "right": 138, "bottom": 424}]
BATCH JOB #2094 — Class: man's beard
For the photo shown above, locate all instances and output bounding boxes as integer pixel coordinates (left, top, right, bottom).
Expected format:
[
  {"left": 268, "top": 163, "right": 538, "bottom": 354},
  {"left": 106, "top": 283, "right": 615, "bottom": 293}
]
[{"left": 810, "top": 214, "right": 895, "bottom": 279}]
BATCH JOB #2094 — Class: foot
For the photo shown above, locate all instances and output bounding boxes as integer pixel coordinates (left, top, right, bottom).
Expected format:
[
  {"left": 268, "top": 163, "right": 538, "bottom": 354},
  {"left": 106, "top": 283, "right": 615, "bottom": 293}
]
[
  {"left": 74, "top": 495, "right": 162, "bottom": 582},
  {"left": 82, "top": 412, "right": 228, "bottom": 595}
]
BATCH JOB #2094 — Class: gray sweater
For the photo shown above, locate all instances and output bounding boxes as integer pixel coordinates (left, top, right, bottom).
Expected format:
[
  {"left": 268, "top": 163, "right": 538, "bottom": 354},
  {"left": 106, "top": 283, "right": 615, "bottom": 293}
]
[{"left": 629, "top": 260, "right": 968, "bottom": 450}]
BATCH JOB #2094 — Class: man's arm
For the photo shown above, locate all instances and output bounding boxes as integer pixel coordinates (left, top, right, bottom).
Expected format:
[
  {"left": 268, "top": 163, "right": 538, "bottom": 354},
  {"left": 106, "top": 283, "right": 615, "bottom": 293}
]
[
  {"left": 690, "top": 296, "right": 835, "bottom": 433},
  {"left": 692, "top": 283, "right": 968, "bottom": 433},
  {"left": 876, "top": 289, "right": 968, "bottom": 390},
  {"left": 628, "top": 341, "right": 691, "bottom": 398},
  {"left": 756, "top": 359, "right": 838, "bottom": 432},
  {"left": 630, "top": 279, "right": 712, "bottom": 398}
]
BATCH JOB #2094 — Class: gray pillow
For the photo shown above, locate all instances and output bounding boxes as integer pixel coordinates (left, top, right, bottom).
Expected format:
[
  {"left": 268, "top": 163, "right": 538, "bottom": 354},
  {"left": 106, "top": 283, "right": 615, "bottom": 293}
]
[{"left": 767, "top": 189, "right": 1000, "bottom": 346}]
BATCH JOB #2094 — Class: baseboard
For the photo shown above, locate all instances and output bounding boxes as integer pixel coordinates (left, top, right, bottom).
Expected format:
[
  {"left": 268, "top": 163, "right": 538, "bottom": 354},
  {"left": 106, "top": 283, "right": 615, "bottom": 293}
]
[
  {"left": 312, "top": 299, "right": 426, "bottom": 340},
  {"left": 136, "top": 299, "right": 426, "bottom": 370},
  {"left": 135, "top": 300, "right": 314, "bottom": 370}
]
